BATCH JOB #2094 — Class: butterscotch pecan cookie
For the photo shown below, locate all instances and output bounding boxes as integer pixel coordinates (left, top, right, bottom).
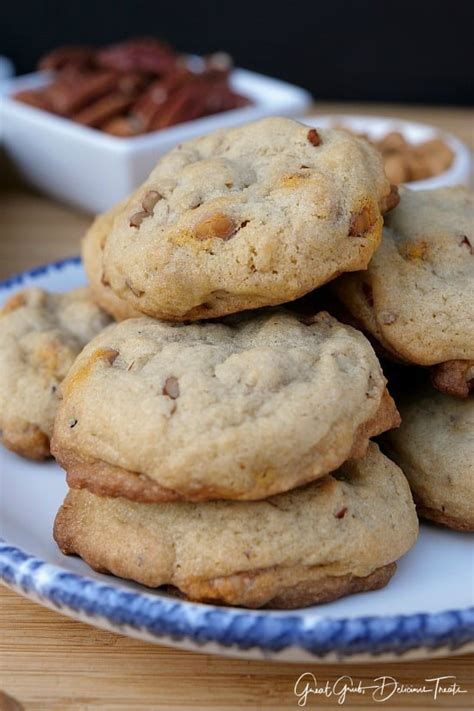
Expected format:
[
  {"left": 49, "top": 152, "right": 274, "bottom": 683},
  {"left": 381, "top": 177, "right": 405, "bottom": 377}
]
[
  {"left": 54, "top": 443, "right": 418, "bottom": 608},
  {"left": 82, "top": 203, "right": 142, "bottom": 321},
  {"left": 100, "top": 117, "right": 394, "bottom": 320},
  {"left": 0, "top": 287, "right": 111, "bottom": 459},
  {"left": 333, "top": 187, "right": 474, "bottom": 397},
  {"left": 383, "top": 384, "right": 474, "bottom": 532},
  {"left": 51, "top": 310, "right": 399, "bottom": 501}
]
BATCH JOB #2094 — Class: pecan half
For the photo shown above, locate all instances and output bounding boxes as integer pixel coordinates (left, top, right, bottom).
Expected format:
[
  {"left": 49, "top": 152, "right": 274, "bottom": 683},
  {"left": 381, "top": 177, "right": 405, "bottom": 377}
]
[
  {"left": 39, "top": 45, "right": 95, "bottom": 72},
  {"left": 73, "top": 92, "right": 134, "bottom": 128},
  {"left": 13, "top": 89, "right": 52, "bottom": 111},
  {"left": 97, "top": 37, "right": 178, "bottom": 75},
  {"left": 44, "top": 71, "right": 119, "bottom": 115}
]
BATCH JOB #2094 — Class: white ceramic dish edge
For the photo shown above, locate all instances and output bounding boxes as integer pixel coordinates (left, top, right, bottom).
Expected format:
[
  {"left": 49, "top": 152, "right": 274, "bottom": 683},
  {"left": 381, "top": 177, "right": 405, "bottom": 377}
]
[{"left": 299, "top": 114, "right": 471, "bottom": 191}]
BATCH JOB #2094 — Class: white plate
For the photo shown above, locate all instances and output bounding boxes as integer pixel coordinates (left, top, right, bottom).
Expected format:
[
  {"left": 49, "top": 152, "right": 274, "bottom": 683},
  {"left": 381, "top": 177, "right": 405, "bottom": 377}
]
[
  {"left": 1, "top": 259, "right": 473, "bottom": 663},
  {"left": 1, "top": 71, "right": 311, "bottom": 214},
  {"left": 299, "top": 114, "right": 471, "bottom": 190}
]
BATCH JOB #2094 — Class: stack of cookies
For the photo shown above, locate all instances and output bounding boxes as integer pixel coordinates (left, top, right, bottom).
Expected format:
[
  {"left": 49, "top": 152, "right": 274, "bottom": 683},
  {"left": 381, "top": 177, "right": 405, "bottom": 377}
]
[
  {"left": 1, "top": 117, "right": 471, "bottom": 608},
  {"left": 332, "top": 186, "right": 474, "bottom": 531}
]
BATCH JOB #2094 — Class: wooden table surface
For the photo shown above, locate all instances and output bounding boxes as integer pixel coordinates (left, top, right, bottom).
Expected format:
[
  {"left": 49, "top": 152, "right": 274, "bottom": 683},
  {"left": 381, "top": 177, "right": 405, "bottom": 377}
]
[{"left": 1, "top": 102, "right": 473, "bottom": 710}]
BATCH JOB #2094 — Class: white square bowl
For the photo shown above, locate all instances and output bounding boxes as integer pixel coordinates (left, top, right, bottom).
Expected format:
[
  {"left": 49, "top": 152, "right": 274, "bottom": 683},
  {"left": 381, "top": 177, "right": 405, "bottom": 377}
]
[{"left": 1, "top": 70, "right": 311, "bottom": 213}]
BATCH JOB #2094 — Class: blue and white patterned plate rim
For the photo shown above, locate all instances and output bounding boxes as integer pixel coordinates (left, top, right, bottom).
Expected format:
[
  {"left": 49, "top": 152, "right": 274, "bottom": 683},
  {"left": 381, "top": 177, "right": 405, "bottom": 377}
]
[
  {"left": 1, "top": 257, "right": 473, "bottom": 659},
  {"left": 1, "top": 540, "right": 473, "bottom": 657}
]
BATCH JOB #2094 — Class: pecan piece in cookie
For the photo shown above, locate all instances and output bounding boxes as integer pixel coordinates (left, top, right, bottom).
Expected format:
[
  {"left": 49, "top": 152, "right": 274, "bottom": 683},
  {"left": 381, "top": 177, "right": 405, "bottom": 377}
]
[
  {"left": 348, "top": 206, "right": 375, "bottom": 236},
  {"left": 142, "top": 190, "right": 162, "bottom": 213},
  {"left": 163, "top": 376, "right": 180, "bottom": 399},
  {"left": 307, "top": 128, "right": 321, "bottom": 146},
  {"left": 379, "top": 184, "right": 400, "bottom": 214},
  {"left": 431, "top": 360, "right": 474, "bottom": 398},
  {"left": 101, "top": 118, "right": 389, "bottom": 320},
  {"left": 51, "top": 310, "right": 399, "bottom": 502},
  {"left": 129, "top": 190, "right": 163, "bottom": 228}
]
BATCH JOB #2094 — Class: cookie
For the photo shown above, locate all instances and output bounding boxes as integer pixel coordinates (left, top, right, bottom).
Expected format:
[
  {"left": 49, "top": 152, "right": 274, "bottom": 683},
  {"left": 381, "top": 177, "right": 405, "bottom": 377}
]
[
  {"left": 51, "top": 310, "right": 399, "bottom": 501},
  {"left": 0, "top": 287, "right": 111, "bottom": 459},
  {"left": 101, "top": 117, "right": 395, "bottom": 320},
  {"left": 383, "top": 384, "right": 474, "bottom": 531},
  {"left": 54, "top": 443, "right": 418, "bottom": 608},
  {"left": 82, "top": 203, "right": 142, "bottom": 322},
  {"left": 333, "top": 187, "right": 474, "bottom": 397}
]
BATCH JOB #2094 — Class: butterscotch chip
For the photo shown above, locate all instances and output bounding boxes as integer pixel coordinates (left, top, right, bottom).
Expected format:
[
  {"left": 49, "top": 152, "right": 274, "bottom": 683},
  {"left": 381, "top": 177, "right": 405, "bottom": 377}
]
[
  {"left": 383, "top": 384, "right": 474, "bottom": 532},
  {"left": 51, "top": 310, "right": 399, "bottom": 502},
  {"left": 333, "top": 187, "right": 474, "bottom": 381},
  {"left": 194, "top": 213, "right": 237, "bottom": 241},
  {"left": 54, "top": 443, "right": 418, "bottom": 608},
  {"left": 0, "top": 287, "right": 111, "bottom": 460},
  {"left": 101, "top": 117, "right": 391, "bottom": 320}
]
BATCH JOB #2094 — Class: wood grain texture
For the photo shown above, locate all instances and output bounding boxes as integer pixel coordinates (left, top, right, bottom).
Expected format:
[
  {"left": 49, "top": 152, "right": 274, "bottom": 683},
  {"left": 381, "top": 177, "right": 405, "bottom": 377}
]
[
  {"left": 1, "top": 587, "right": 473, "bottom": 711},
  {"left": 0, "top": 103, "right": 473, "bottom": 710}
]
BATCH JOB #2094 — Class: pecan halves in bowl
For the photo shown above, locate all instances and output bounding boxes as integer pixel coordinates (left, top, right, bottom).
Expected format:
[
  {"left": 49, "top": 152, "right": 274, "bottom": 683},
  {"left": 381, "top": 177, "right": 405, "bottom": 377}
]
[
  {"left": 43, "top": 71, "right": 121, "bottom": 115},
  {"left": 12, "top": 89, "right": 52, "bottom": 112},
  {"left": 96, "top": 37, "right": 178, "bottom": 75},
  {"left": 15, "top": 37, "right": 251, "bottom": 136},
  {"left": 73, "top": 92, "right": 135, "bottom": 128}
]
